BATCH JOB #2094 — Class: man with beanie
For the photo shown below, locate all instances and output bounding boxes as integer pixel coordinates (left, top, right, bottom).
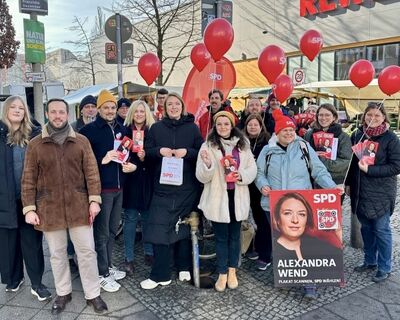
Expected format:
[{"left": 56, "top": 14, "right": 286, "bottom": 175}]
[
  {"left": 198, "top": 89, "right": 238, "bottom": 140},
  {"left": 22, "top": 98, "right": 108, "bottom": 314},
  {"left": 116, "top": 98, "right": 131, "bottom": 126},
  {"left": 80, "top": 90, "right": 136, "bottom": 293},
  {"left": 71, "top": 95, "right": 97, "bottom": 132},
  {"left": 264, "top": 93, "right": 288, "bottom": 135}
]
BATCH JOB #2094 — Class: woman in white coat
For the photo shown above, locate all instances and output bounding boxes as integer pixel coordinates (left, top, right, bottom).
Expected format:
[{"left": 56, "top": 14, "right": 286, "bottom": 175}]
[{"left": 196, "top": 111, "right": 257, "bottom": 292}]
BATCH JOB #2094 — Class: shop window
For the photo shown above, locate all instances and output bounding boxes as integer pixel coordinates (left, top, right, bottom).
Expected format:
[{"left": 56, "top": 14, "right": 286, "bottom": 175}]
[
  {"left": 335, "top": 47, "right": 365, "bottom": 80},
  {"left": 320, "top": 52, "right": 335, "bottom": 81},
  {"left": 367, "top": 43, "right": 400, "bottom": 75}
]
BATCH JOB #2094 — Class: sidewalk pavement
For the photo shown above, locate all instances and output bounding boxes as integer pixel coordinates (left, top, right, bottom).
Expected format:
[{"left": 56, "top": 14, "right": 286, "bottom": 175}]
[{"left": 0, "top": 196, "right": 399, "bottom": 320}]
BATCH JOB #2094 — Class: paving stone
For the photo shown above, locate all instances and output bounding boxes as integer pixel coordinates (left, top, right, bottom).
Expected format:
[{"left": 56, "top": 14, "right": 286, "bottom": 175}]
[
  {"left": 31, "top": 310, "right": 78, "bottom": 319},
  {"left": 42, "top": 290, "right": 86, "bottom": 314},
  {"left": 6, "top": 286, "right": 51, "bottom": 308},
  {"left": 0, "top": 305, "right": 39, "bottom": 319}
]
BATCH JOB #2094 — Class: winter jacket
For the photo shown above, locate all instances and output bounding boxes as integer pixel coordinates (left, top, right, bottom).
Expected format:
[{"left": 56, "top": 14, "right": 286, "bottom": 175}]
[
  {"left": 304, "top": 123, "right": 352, "bottom": 184},
  {"left": 71, "top": 117, "right": 86, "bottom": 132},
  {"left": 80, "top": 116, "right": 128, "bottom": 190},
  {"left": 255, "top": 135, "right": 336, "bottom": 212},
  {"left": 0, "top": 121, "right": 41, "bottom": 229},
  {"left": 144, "top": 114, "right": 203, "bottom": 245},
  {"left": 346, "top": 127, "right": 400, "bottom": 219},
  {"left": 196, "top": 140, "right": 257, "bottom": 223},
  {"left": 198, "top": 105, "right": 239, "bottom": 140},
  {"left": 22, "top": 125, "right": 101, "bottom": 232},
  {"left": 122, "top": 125, "right": 153, "bottom": 211}
]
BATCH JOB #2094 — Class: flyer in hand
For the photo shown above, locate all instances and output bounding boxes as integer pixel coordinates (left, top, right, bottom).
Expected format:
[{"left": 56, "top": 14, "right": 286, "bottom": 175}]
[{"left": 220, "top": 155, "right": 238, "bottom": 183}]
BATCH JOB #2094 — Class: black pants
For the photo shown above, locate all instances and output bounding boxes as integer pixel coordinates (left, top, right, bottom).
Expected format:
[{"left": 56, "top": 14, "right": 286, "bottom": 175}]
[
  {"left": 0, "top": 201, "right": 44, "bottom": 287},
  {"left": 150, "top": 239, "right": 192, "bottom": 282},
  {"left": 250, "top": 185, "right": 272, "bottom": 263}
]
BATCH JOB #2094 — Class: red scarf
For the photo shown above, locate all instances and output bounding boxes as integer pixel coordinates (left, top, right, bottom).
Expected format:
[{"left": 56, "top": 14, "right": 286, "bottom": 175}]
[{"left": 363, "top": 123, "right": 388, "bottom": 138}]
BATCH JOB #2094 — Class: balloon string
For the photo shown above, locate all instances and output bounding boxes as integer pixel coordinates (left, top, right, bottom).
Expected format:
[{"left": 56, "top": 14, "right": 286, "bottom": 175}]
[{"left": 205, "top": 61, "right": 218, "bottom": 138}]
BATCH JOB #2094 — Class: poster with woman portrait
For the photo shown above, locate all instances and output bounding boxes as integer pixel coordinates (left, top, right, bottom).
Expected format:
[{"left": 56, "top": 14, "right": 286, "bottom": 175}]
[
  {"left": 269, "top": 189, "right": 344, "bottom": 288},
  {"left": 114, "top": 136, "right": 133, "bottom": 163}
]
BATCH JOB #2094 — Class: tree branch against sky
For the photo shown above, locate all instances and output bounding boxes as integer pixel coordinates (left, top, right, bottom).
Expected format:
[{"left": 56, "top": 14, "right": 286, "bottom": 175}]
[
  {"left": 116, "top": 0, "right": 201, "bottom": 85},
  {"left": 65, "top": 13, "right": 106, "bottom": 85},
  {"left": 0, "top": 0, "right": 20, "bottom": 69}
]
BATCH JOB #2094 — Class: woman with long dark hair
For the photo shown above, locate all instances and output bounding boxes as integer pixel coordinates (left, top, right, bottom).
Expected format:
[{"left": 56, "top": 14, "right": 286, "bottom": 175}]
[
  {"left": 243, "top": 114, "right": 272, "bottom": 270},
  {"left": 196, "top": 111, "right": 257, "bottom": 292},
  {"left": 346, "top": 102, "right": 400, "bottom": 283},
  {"left": 0, "top": 96, "right": 51, "bottom": 301}
]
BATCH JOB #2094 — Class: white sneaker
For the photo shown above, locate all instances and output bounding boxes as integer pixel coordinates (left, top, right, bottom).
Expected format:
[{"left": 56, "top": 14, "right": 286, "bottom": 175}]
[
  {"left": 140, "top": 278, "right": 171, "bottom": 290},
  {"left": 99, "top": 275, "right": 121, "bottom": 292},
  {"left": 179, "top": 271, "right": 191, "bottom": 282},
  {"left": 109, "top": 266, "right": 126, "bottom": 281}
]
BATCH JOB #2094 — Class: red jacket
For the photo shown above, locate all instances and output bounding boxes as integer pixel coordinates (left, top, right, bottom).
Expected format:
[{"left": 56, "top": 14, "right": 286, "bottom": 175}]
[{"left": 198, "top": 105, "right": 239, "bottom": 140}]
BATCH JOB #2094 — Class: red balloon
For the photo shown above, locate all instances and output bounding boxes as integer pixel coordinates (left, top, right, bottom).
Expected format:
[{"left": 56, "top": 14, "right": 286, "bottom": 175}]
[
  {"left": 378, "top": 65, "right": 400, "bottom": 96},
  {"left": 348, "top": 60, "right": 375, "bottom": 89},
  {"left": 204, "top": 18, "right": 234, "bottom": 62},
  {"left": 258, "top": 45, "right": 286, "bottom": 84},
  {"left": 272, "top": 75, "right": 294, "bottom": 103},
  {"left": 299, "top": 29, "right": 323, "bottom": 62},
  {"left": 190, "top": 43, "right": 211, "bottom": 72},
  {"left": 138, "top": 53, "right": 161, "bottom": 86}
]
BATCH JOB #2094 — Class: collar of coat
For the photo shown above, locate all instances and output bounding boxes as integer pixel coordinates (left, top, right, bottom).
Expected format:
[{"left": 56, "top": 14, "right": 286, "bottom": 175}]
[{"left": 42, "top": 124, "right": 76, "bottom": 142}]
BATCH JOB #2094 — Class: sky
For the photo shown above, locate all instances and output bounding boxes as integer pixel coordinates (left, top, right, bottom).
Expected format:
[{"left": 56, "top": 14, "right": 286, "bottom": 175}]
[{"left": 9, "top": 0, "right": 113, "bottom": 52}]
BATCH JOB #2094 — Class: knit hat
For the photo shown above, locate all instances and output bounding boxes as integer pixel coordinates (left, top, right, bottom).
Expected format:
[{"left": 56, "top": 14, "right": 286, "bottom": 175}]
[
  {"left": 267, "top": 93, "right": 277, "bottom": 105},
  {"left": 79, "top": 95, "right": 97, "bottom": 111},
  {"left": 117, "top": 98, "right": 131, "bottom": 110},
  {"left": 97, "top": 90, "right": 117, "bottom": 109},
  {"left": 272, "top": 109, "right": 296, "bottom": 134},
  {"left": 213, "top": 111, "right": 235, "bottom": 126}
]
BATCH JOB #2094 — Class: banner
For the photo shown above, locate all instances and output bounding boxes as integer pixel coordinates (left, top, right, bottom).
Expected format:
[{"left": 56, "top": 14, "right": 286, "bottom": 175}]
[
  {"left": 182, "top": 57, "right": 236, "bottom": 122},
  {"left": 269, "top": 189, "right": 344, "bottom": 288},
  {"left": 24, "top": 19, "right": 46, "bottom": 64}
]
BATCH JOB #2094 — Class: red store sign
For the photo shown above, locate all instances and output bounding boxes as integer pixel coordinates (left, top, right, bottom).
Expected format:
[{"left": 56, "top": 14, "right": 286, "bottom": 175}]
[{"left": 300, "top": 0, "right": 373, "bottom": 17}]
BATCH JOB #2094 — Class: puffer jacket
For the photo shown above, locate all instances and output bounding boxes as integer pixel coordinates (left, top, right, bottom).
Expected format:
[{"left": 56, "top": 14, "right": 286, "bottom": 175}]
[
  {"left": 255, "top": 135, "right": 336, "bottom": 212},
  {"left": 196, "top": 140, "right": 257, "bottom": 223},
  {"left": 346, "top": 127, "right": 400, "bottom": 219},
  {"left": 304, "top": 123, "right": 352, "bottom": 184}
]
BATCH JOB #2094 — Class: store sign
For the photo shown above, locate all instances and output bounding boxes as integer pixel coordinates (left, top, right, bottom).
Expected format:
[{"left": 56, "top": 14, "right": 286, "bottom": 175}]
[
  {"left": 19, "top": 0, "right": 48, "bottom": 15},
  {"left": 24, "top": 19, "right": 46, "bottom": 64},
  {"left": 300, "top": 0, "right": 370, "bottom": 17}
]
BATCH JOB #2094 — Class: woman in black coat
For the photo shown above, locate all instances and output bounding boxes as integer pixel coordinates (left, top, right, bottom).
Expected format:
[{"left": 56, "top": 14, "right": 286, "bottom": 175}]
[
  {"left": 346, "top": 102, "right": 400, "bottom": 283},
  {"left": 121, "top": 100, "right": 155, "bottom": 275},
  {"left": 0, "top": 96, "right": 51, "bottom": 300},
  {"left": 243, "top": 114, "right": 272, "bottom": 270},
  {"left": 140, "top": 93, "right": 203, "bottom": 290}
]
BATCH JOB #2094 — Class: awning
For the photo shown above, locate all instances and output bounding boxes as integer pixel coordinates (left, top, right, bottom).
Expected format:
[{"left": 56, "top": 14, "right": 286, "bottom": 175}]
[{"left": 63, "top": 83, "right": 115, "bottom": 106}]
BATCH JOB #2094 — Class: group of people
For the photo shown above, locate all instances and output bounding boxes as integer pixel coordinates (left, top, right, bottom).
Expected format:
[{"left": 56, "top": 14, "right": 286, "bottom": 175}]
[{"left": 1, "top": 87, "right": 399, "bottom": 314}]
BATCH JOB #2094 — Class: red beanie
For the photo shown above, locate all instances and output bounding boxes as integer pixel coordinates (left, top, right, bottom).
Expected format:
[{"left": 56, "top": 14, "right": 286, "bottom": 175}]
[{"left": 273, "top": 109, "right": 296, "bottom": 134}]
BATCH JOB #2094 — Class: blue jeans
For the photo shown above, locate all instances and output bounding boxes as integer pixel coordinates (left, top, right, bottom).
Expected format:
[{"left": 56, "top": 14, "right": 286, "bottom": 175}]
[
  {"left": 94, "top": 191, "right": 123, "bottom": 276},
  {"left": 358, "top": 213, "right": 392, "bottom": 273},
  {"left": 123, "top": 209, "right": 153, "bottom": 262},
  {"left": 212, "top": 220, "right": 241, "bottom": 274}
]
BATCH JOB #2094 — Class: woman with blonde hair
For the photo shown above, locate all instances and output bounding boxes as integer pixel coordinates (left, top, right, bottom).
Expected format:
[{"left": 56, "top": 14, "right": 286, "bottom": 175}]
[
  {"left": 0, "top": 96, "right": 51, "bottom": 300},
  {"left": 121, "top": 100, "right": 155, "bottom": 274}
]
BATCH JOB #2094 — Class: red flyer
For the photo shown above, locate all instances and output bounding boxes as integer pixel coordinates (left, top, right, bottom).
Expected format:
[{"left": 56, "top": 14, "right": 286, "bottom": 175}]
[
  {"left": 220, "top": 155, "right": 238, "bottom": 183},
  {"left": 114, "top": 136, "right": 133, "bottom": 163},
  {"left": 132, "top": 130, "right": 144, "bottom": 153},
  {"left": 313, "top": 132, "right": 337, "bottom": 160},
  {"left": 269, "top": 189, "right": 344, "bottom": 288},
  {"left": 361, "top": 140, "right": 378, "bottom": 165}
]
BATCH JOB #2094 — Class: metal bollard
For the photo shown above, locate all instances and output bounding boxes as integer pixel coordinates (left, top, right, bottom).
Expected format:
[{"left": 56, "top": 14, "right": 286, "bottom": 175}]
[{"left": 183, "top": 211, "right": 200, "bottom": 288}]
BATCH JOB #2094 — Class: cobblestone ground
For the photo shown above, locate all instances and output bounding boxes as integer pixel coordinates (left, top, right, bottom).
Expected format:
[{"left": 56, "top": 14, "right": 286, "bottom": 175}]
[{"left": 113, "top": 193, "right": 400, "bottom": 320}]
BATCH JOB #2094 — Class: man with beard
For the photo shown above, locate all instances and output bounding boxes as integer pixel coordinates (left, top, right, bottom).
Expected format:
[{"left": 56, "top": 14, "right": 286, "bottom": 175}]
[
  {"left": 80, "top": 90, "right": 136, "bottom": 293},
  {"left": 22, "top": 99, "right": 107, "bottom": 314},
  {"left": 198, "top": 89, "right": 238, "bottom": 140},
  {"left": 237, "top": 98, "right": 264, "bottom": 130}
]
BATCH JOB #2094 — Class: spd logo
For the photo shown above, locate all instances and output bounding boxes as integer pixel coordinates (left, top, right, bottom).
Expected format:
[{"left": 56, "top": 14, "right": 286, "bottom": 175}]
[{"left": 317, "top": 209, "right": 338, "bottom": 230}]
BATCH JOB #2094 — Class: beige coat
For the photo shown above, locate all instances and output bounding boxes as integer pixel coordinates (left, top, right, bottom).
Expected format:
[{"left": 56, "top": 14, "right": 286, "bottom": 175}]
[{"left": 196, "top": 141, "right": 257, "bottom": 223}]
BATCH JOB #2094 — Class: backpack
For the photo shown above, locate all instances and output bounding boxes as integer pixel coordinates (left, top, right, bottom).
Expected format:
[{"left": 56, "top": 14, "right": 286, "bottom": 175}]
[{"left": 265, "top": 140, "right": 314, "bottom": 185}]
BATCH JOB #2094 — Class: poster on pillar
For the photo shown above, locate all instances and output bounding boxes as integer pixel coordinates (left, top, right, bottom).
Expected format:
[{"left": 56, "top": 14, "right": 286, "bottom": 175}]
[
  {"left": 269, "top": 189, "right": 344, "bottom": 288},
  {"left": 182, "top": 57, "right": 236, "bottom": 124},
  {"left": 24, "top": 19, "right": 46, "bottom": 64}
]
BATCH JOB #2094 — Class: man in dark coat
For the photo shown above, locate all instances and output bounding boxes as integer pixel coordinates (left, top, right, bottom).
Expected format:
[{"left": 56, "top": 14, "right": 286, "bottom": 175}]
[
  {"left": 80, "top": 90, "right": 136, "bottom": 293},
  {"left": 71, "top": 95, "right": 97, "bottom": 132}
]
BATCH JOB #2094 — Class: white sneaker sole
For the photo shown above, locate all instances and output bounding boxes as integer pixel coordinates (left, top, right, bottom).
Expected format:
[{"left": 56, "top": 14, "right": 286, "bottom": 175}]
[
  {"left": 140, "top": 279, "right": 171, "bottom": 290},
  {"left": 5, "top": 279, "right": 24, "bottom": 293},
  {"left": 31, "top": 288, "right": 52, "bottom": 301}
]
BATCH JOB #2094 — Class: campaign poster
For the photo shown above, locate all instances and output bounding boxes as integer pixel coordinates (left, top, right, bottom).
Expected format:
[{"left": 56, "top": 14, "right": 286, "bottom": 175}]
[
  {"left": 220, "top": 155, "right": 238, "bottom": 182},
  {"left": 114, "top": 136, "right": 133, "bottom": 163},
  {"left": 269, "top": 189, "right": 344, "bottom": 288},
  {"left": 132, "top": 130, "right": 144, "bottom": 153},
  {"left": 313, "top": 132, "right": 337, "bottom": 160}
]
